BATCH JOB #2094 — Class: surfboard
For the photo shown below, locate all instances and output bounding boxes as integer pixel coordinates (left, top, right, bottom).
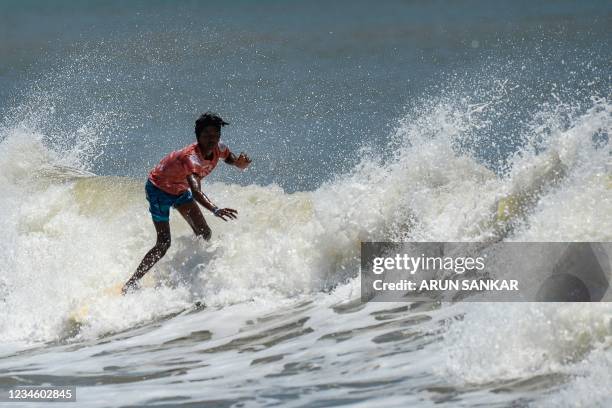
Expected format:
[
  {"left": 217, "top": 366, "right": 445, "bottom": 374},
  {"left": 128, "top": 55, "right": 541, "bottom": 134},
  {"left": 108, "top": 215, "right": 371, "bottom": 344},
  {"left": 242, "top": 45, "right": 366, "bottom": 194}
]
[{"left": 67, "top": 283, "right": 124, "bottom": 325}]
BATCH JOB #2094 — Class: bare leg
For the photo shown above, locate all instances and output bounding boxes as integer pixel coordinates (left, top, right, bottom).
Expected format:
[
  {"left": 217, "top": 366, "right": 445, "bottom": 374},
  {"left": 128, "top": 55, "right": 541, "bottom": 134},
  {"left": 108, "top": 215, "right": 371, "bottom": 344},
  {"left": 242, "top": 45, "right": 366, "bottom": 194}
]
[
  {"left": 176, "top": 200, "right": 212, "bottom": 241},
  {"left": 122, "top": 220, "right": 171, "bottom": 294}
]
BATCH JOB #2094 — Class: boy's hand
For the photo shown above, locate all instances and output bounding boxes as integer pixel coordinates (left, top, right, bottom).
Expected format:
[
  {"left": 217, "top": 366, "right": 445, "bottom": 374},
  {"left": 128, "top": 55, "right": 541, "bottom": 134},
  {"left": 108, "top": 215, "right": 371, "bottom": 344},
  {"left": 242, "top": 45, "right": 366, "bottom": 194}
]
[
  {"left": 213, "top": 207, "right": 238, "bottom": 221},
  {"left": 234, "top": 152, "right": 251, "bottom": 169}
]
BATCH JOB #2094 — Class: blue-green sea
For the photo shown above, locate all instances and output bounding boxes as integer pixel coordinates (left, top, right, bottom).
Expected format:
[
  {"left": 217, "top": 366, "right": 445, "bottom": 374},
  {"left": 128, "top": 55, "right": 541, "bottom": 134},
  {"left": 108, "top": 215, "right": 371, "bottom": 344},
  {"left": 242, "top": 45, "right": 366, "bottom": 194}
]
[{"left": 0, "top": 1, "right": 610, "bottom": 407}]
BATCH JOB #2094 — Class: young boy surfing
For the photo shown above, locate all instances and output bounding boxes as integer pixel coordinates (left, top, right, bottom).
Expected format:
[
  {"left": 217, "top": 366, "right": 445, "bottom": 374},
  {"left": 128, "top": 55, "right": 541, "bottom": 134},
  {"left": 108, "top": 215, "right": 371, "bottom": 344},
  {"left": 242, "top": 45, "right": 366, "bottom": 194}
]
[{"left": 122, "top": 112, "right": 251, "bottom": 294}]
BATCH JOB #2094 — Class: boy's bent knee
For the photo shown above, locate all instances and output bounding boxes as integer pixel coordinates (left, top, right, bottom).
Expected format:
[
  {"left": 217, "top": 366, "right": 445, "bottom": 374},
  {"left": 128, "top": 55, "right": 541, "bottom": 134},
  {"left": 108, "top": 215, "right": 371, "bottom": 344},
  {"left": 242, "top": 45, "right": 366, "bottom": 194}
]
[
  {"left": 196, "top": 226, "right": 212, "bottom": 241},
  {"left": 156, "top": 240, "right": 171, "bottom": 253}
]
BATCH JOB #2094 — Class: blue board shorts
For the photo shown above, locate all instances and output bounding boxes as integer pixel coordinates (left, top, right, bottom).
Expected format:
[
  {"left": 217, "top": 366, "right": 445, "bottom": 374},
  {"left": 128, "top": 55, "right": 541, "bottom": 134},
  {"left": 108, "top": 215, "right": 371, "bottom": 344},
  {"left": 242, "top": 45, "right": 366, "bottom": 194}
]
[{"left": 145, "top": 179, "right": 194, "bottom": 222}]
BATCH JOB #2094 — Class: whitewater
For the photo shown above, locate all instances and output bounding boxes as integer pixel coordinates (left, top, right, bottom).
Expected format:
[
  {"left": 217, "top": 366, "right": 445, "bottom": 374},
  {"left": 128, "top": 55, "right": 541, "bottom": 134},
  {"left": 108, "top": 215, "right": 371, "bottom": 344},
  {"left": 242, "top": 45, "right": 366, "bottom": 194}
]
[{"left": 0, "top": 70, "right": 610, "bottom": 407}]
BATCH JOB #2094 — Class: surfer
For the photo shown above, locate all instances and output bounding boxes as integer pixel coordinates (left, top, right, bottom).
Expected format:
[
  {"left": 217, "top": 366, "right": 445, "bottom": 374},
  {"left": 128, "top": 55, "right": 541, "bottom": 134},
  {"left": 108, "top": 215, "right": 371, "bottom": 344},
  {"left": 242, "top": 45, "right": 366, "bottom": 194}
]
[{"left": 122, "top": 112, "right": 251, "bottom": 294}]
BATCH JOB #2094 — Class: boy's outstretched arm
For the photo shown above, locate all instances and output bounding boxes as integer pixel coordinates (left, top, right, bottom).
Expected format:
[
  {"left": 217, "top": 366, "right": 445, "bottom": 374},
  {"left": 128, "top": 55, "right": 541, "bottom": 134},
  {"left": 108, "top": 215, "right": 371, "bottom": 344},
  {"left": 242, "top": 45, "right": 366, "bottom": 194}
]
[
  {"left": 187, "top": 174, "right": 237, "bottom": 221},
  {"left": 225, "top": 152, "right": 251, "bottom": 169}
]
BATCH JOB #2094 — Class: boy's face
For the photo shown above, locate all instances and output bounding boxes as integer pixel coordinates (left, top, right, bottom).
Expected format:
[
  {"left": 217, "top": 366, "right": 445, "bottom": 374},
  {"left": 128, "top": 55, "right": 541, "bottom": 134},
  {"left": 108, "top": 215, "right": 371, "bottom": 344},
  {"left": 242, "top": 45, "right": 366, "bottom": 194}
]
[{"left": 197, "top": 125, "right": 221, "bottom": 155}]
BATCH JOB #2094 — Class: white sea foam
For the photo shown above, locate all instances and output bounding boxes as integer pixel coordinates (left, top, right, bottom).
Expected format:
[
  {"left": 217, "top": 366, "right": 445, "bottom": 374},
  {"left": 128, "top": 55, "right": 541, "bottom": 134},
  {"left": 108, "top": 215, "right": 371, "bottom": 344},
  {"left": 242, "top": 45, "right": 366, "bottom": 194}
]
[{"left": 0, "top": 93, "right": 609, "bottom": 406}]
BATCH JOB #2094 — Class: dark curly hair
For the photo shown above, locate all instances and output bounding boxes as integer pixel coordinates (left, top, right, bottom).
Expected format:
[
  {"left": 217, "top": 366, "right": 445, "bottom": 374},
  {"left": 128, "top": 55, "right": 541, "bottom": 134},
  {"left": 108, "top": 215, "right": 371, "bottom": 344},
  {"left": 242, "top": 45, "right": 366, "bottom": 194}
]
[{"left": 195, "top": 112, "right": 229, "bottom": 137}]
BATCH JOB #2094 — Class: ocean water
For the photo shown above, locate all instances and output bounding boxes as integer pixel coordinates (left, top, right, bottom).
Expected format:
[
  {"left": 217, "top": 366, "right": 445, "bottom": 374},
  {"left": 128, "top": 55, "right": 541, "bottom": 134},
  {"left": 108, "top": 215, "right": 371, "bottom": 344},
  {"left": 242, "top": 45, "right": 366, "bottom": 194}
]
[{"left": 0, "top": 1, "right": 611, "bottom": 407}]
